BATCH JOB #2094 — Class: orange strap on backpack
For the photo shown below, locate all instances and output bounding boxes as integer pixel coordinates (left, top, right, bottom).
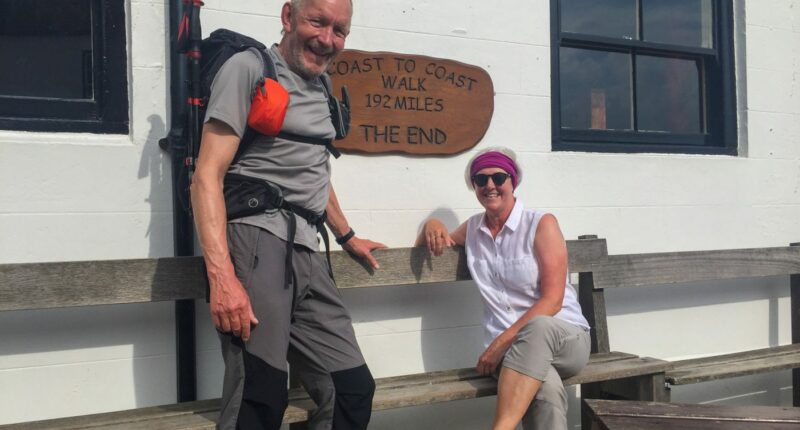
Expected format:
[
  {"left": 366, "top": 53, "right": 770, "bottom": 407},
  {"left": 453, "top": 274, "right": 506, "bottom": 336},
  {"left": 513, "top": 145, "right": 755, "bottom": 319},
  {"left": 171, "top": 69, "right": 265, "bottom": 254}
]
[{"left": 247, "top": 77, "right": 289, "bottom": 136}]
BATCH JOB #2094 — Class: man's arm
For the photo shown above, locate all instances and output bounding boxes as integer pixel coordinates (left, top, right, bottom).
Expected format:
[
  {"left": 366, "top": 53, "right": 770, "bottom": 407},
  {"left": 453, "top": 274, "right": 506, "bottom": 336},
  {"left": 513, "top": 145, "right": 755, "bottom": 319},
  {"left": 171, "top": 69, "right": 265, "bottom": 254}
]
[
  {"left": 191, "top": 119, "right": 258, "bottom": 341},
  {"left": 325, "top": 185, "right": 386, "bottom": 269}
]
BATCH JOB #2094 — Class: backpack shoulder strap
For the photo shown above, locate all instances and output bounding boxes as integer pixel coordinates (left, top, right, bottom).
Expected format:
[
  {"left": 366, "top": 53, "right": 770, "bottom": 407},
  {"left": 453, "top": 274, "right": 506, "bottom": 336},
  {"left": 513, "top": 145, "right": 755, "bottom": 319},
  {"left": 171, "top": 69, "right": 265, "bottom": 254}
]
[
  {"left": 319, "top": 73, "right": 333, "bottom": 97},
  {"left": 256, "top": 47, "right": 277, "bottom": 81},
  {"left": 240, "top": 47, "right": 276, "bottom": 149}
]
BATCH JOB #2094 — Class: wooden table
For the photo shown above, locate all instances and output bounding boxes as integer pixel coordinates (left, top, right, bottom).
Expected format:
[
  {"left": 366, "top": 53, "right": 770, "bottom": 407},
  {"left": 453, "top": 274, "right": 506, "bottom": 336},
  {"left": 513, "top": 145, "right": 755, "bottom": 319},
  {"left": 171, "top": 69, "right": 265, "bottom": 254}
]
[{"left": 584, "top": 399, "right": 800, "bottom": 430}]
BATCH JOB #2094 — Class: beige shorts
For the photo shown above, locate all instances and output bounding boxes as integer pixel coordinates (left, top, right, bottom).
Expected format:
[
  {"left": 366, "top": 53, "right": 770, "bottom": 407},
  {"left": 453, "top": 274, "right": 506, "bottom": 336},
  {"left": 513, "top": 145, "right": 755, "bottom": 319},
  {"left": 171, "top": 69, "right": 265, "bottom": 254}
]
[{"left": 503, "top": 315, "right": 591, "bottom": 382}]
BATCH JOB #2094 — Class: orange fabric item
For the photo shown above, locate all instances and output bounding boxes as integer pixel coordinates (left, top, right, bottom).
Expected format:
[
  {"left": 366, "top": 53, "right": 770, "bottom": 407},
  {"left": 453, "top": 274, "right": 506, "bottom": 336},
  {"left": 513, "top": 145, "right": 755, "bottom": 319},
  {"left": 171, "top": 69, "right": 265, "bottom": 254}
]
[{"left": 247, "top": 77, "right": 289, "bottom": 136}]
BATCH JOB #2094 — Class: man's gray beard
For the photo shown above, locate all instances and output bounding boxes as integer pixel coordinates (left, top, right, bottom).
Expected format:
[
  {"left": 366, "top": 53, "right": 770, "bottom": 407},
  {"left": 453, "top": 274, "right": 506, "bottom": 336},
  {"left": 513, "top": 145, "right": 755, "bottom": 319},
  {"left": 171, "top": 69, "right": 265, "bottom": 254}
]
[{"left": 288, "top": 42, "right": 335, "bottom": 80}]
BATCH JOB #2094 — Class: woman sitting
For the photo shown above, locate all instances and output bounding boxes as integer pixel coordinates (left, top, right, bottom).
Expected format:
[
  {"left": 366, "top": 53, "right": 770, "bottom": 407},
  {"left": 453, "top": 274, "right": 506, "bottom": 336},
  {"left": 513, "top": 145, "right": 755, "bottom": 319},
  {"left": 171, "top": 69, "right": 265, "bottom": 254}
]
[{"left": 415, "top": 147, "right": 591, "bottom": 430}]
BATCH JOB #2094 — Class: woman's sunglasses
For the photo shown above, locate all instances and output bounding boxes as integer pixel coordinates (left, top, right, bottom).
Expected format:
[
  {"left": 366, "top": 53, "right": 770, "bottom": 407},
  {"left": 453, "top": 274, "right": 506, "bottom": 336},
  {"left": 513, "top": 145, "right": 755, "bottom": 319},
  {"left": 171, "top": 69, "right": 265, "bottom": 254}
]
[{"left": 471, "top": 172, "right": 511, "bottom": 187}]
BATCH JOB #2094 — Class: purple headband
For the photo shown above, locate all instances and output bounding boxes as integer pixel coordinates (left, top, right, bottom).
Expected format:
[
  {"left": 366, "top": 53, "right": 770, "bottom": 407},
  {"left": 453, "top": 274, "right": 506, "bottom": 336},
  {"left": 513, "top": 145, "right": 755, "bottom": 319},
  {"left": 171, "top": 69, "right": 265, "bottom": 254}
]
[{"left": 470, "top": 151, "right": 518, "bottom": 189}]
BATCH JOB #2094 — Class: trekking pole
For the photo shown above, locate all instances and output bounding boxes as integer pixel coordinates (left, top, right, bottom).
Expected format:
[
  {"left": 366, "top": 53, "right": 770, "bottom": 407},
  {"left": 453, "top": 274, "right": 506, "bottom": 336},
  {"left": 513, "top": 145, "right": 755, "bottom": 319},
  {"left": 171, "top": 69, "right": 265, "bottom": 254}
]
[
  {"left": 185, "top": 0, "right": 204, "bottom": 172},
  {"left": 157, "top": 0, "right": 204, "bottom": 403},
  {"left": 177, "top": 0, "right": 204, "bottom": 404}
]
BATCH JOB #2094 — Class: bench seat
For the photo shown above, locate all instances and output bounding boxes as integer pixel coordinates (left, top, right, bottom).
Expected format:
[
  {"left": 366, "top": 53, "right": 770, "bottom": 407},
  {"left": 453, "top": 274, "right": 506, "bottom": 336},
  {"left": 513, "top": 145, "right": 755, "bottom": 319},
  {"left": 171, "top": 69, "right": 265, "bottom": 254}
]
[
  {"left": 666, "top": 344, "right": 800, "bottom": 386},
  {"left": 5, "top": 352, "right": 668, "bottom": 429}
]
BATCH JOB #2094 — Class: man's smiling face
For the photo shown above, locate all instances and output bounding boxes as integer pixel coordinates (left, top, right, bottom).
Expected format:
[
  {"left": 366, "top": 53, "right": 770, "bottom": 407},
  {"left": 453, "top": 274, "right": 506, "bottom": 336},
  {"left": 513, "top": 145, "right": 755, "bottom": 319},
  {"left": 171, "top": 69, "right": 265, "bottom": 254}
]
[{"left": 279, "top": 0, "right": 351, "bottom": 80}]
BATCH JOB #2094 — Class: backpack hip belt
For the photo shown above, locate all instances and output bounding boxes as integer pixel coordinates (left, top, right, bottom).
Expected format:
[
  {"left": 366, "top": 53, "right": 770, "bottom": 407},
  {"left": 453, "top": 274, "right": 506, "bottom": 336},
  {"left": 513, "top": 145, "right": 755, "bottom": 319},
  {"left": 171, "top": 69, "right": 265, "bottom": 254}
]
[{"left": 223, "top": 173, "right": 335, "bottom": 292}]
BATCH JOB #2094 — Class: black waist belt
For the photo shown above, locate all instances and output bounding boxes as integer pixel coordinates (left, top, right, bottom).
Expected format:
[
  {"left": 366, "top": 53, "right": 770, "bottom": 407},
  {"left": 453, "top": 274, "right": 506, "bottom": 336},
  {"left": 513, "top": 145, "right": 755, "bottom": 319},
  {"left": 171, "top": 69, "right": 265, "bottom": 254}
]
[{"left": 223, "top": 173, "right": 334, "bottom": 293}]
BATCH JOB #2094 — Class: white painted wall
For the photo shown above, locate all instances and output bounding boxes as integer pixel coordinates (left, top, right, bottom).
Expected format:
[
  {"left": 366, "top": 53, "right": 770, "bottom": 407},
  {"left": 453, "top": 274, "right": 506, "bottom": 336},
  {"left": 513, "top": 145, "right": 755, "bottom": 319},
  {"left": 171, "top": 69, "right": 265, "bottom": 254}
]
[
  {"left": 1, "top": 0, "right": 799, "bottom": 427},
  {"left": 0, "top": 0, "right": 176, "bottom": 423}
]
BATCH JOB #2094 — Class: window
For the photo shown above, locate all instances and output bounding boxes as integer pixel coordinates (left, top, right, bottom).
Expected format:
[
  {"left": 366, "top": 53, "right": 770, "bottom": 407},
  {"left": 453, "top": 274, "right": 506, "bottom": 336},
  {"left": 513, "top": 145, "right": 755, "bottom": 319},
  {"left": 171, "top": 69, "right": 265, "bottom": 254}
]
[
  {"left": 0, "top": 0, "right": 128, "bottom": 134},
  {"left": 551, "top": 0, "right": 737, "bottom": 154}
]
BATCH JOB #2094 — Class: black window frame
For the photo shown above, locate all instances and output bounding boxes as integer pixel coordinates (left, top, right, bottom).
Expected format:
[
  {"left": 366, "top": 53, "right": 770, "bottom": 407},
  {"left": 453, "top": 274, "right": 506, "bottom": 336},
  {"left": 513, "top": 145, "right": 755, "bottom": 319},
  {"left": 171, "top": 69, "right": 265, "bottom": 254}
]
[
  {"left": 551, "top": 0, "right": 737, "bottom": 155},
  {"left": 0, "top": 0, "right": 129, "bottom": 134}
]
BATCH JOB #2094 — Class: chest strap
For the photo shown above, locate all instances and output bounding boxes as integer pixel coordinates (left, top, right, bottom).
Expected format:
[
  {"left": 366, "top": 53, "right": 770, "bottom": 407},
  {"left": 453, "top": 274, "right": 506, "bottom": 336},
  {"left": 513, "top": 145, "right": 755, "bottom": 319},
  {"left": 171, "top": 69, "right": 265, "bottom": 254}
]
[
  {"left": 276, "top": 131, "right": 341, "bottom": 158},
  {"left": 239, "top": 128, "right": 341, "bottom": 159}
]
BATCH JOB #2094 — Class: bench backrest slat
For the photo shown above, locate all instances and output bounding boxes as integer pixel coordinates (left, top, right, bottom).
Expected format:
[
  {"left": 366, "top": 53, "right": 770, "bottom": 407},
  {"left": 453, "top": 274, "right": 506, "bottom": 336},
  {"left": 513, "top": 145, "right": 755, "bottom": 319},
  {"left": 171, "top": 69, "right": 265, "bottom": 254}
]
[
  {"left": 0, "top": 238, "right": 608, "bottom": 312},
  {"left": 0, "top": 257, "right": 207, "bottom": 312},
  {"left": 592, "top": 246, "right": 800, "bottom": 290},
  {"left": 583, "top": 243, "right": 800, "bottom": 355}
]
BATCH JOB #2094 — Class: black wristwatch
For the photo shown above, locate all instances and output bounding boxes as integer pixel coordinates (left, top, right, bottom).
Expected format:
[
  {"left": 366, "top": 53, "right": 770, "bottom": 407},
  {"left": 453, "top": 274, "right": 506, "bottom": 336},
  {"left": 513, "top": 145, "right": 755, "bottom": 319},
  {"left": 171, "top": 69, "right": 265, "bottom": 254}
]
[{"left": 336, "top": 228, "right": 355, "bottom": 245}]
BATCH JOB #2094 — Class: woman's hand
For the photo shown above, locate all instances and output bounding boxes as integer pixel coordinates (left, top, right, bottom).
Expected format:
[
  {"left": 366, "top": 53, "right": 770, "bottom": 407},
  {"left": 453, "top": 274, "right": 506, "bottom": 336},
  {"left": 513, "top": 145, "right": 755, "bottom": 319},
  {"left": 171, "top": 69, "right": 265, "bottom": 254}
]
[
  {"left": 476, "top": 330, "right": 515, "bottom": 375},
  {"left": 421, "top": 219, "right": 455, "bottom": 256}
]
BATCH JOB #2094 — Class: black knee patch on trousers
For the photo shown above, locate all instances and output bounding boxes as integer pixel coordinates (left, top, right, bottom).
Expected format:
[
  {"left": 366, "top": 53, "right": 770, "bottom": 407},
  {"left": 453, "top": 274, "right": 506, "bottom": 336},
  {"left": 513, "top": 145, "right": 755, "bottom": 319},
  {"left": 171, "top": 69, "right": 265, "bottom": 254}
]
[
  {"left": 237, "top": 351, "right": 289, "bottom": 430},
  {"left": 330, "top": 364, "right": 375, "bottom": 430}
]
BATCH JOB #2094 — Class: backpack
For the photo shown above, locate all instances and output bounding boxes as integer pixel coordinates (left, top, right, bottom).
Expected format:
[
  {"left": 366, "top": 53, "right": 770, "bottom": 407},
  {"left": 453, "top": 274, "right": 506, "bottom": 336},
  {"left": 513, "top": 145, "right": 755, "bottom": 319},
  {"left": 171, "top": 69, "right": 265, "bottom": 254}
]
[
  {"left": 194, "top": 29, "right": 349, "bottom": 169},
  {"left": 195, "top": 30, "right": 348, "bottom": 284}
]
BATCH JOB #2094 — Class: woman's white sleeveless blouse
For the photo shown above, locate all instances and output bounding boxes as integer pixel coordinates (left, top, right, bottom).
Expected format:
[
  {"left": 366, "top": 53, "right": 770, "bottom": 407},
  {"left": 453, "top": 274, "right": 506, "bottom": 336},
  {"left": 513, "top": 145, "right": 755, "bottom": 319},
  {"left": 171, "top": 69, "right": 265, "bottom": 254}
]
[{"left": 465, "top": 199, "right": 590, "bottom": 348}]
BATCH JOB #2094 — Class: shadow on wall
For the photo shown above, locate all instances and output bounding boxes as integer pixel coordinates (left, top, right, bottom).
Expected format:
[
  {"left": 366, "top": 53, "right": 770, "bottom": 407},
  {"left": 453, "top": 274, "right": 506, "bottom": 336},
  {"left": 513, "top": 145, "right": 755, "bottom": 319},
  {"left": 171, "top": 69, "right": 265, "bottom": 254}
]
[
  {"left": 133, "top": 113, "right": 179, "bottom": 408},
  {"left": 138, "top": 114, "right": 171, "bottom": 259}
]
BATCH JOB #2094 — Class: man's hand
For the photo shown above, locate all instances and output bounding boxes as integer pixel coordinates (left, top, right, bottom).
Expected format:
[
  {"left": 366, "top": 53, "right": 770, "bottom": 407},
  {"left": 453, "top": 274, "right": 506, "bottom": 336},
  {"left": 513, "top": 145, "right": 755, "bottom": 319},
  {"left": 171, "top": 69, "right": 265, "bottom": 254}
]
[
  {"left": 209, "top": 269, "right": 259, "bottom": 341},
  {"left": 476, "top": 331, "right": 515, "bottom": 375},
  {"left": 324, "top": 185, "right": 386, "bottom": 269},
  {"left": 343, "top": 236, "right": 387, "bottom": 269}
]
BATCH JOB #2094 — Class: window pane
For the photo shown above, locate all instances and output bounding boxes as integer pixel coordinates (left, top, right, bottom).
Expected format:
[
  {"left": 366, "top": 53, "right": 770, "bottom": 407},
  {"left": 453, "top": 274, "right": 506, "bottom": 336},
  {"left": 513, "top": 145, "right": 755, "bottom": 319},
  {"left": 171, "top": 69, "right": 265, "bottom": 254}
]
[
  {"left": 560, "top": 47, "right": 632, "bottom": 131},
  {"left": 0, "top": 0, "right": 93, "bottom": 99},
  {"left": 636, "top": 55, "right": 701, "bottom": 133},
  {"left": 642, "top": 0, "right": 713, "bottom": 48},
  {"left": 560, "top": 0, "right": 637, "bottom": 40}
]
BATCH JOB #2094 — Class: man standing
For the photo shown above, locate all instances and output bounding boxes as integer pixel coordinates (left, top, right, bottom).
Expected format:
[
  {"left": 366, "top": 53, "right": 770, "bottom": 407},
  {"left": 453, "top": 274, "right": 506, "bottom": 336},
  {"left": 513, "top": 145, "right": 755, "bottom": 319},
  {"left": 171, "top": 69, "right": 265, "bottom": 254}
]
[{"left": 191, "top": 1, "right": 383, "bottom": 429}]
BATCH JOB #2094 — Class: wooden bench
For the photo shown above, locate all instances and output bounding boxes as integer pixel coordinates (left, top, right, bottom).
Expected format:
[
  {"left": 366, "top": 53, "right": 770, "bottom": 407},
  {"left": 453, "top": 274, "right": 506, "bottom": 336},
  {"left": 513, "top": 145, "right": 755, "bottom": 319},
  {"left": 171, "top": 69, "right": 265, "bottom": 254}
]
[
  {"left": 0, "top": 237, "right": 670, "bottom": 429},
  {"left": 586, "top": 243, "right": 800, "bottom": 405}
]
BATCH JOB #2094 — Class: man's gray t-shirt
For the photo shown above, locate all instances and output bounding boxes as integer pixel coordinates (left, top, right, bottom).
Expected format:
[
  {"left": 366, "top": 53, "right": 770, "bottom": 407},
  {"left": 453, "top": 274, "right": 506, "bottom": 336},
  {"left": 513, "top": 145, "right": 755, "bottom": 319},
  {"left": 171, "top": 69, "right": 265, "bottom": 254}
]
[{"left": 204, "top": 45, "right": 335, "bottom": 250}]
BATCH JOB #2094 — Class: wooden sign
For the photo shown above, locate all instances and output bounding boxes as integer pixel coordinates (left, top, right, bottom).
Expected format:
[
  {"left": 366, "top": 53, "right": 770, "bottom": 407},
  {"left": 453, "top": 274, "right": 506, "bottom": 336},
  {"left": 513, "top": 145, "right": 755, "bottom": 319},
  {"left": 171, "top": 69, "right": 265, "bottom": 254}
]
[{"left": 328, "top": 50, "right": 494, "bottom": 155}]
